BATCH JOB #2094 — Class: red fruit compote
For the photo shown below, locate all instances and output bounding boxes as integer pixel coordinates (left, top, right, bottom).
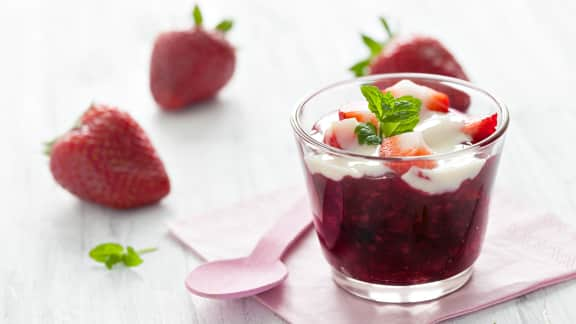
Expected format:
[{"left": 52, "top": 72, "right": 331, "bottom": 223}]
[{"left": 290, "top": 74, "right": 509, "bottom": 303}]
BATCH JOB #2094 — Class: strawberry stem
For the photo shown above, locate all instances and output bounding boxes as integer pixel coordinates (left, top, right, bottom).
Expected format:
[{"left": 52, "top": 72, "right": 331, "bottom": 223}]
[
  {"left": 137, "top": 247, "right": 157, "bottom": 254},
  {"left": 349, "top": 17, "right": 395, "bottom": 77},
  {"left": 44, "top": 139, "right": 56, "bottom": 156},
  {"left": 379, "top": 17, "right": 393, "bottom": 39},
  {"left": 192, "top": 4, "right": 203, "bottom": 26}
]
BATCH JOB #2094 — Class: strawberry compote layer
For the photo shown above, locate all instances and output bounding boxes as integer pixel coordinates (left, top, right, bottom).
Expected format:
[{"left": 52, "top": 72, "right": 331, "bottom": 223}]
[{"left": 305, "top": 155, "right": 499, "bottom": 285}]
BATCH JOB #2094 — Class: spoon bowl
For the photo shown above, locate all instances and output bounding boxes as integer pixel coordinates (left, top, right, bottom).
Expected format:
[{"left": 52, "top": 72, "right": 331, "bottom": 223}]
[{"left": 186, "top": 258, "right": 287, "bottom": 299}]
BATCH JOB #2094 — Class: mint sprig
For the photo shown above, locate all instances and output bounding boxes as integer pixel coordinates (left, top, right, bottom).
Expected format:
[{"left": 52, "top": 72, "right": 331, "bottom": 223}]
[
  {"left": 355, "top": 122, "right": 381, "bottom": 145},
  {"left": 89, "top": 243, "right": 157, "bottom": 270},
  {"left": 349, "top": 17, "right": 394, "bottom": 77},
  {"left": 355, "top": 85, "right": 421, "bottom": 144}
]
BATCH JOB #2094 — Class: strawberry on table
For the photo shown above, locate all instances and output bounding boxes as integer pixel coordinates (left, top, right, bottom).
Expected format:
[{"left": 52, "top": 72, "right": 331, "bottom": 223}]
[
  {"left": 462, "top": 113, "right": 498, "bottom": 144},
  {"left": 349, "top": 17, "right": 470, "bottom": 111},
  {"left": 47, "top": 104, "right": 170, "bottom": 209},
  {"left": 384, "top": 80, "right": 450, "bottom": 113},
  {"left": 369, "top": 35, "right": 468, "bottom": 80},
  {"left": 150, "top": 5, "right": 235, "bottom": 110}
]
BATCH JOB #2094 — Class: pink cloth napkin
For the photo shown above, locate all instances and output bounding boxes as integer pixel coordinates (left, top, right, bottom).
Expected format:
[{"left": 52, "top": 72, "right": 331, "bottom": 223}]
[{"left": 169, "top": 187, "right": 576, "bottom": 324}]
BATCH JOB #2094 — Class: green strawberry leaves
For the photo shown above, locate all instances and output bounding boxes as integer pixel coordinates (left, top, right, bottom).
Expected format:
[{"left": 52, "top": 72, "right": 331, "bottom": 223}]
[
  {"left": 215, "top": 20, "right": 234, "bottom": 33},
  {"left": 193, "top": 5, "right": 203, "bottom": 26},
  {"left": 379, "top": 17, "right": 393, "bottom": 38},
  {"left": 361, "top": 34, "right": 383, "bottom": 57},
  {"left": 89, "top": 243, "right": 156, "bottom": 270},
  {"left": 349, "top": 16, "right": 394, "bottom": 77},
  {"left": 192, "top": 4, "right": 234, "bottom": 34},
  {"left": 349, "top": 59, "right": 371, "bottom": 77},
  {"left": 356, "top": 85, "right": 422, "bottom": 144}
]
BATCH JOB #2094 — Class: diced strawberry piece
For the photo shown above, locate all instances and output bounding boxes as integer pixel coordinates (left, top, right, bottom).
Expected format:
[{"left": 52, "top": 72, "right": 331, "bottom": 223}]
[
  {"left": 323, "top": 127, "right": 340, "bottom": 148},
  {"left": 379, "top": 132, "right": 436, "bottom": 174},
  {"left": 385, "top": 80, "right": 450, "bottom": 113},
  {"left": 338, "top": 109, "right": 378, "bottom": 126},
  {"left": 462, "top": 113, "right": 498, "bottom": 144},
  {"left": 323, "top": 118, "right": 359, "bottom": 150},
  {"left": 426, "top": 92, "right": 450, "bottom": 113}
]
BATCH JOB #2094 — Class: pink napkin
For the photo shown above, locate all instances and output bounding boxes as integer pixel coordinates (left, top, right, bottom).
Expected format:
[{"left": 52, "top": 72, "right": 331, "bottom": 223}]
[{"left": 169, "top": 187, "right": 576, "bottom": 324}]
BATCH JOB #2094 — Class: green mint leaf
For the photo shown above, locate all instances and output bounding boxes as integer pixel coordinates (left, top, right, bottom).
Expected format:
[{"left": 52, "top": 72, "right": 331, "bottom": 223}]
[
  {"left": 215, "top": 19, "right": 233, "bottom": 33},
  {"left": 380, "top": 122, "right": 399, "bottom": 138},
  {"left": 89, "top": 243, "right": 124, "bottom": 263},
  {"left": 382, "top": 114, "right": 419, "bottom": 137},
  {"left": 361, "top": 34, "right": 383, "bottom": 58},
  {"left": 105, "top": 254, "right": 122, "bottom": 270},
  {"left": 395, "top": 96, "right": 422, "bottom": 112},
  {"left": 381, "top": 95, "right": 421, "bottom": 137},
  {"left": 359, "top": 86, "right": 422, "bottom": 138},
  {"left": 355, "top": 123, "right": 382, "bottom": 145},
  {"left": 379, "top": 17, "right": 393, "bottom": 39},
  {"left": 193, "top": 5, "right": 203, "bottom": 26},
  {"left": 390, "top": 119, "right": 419, "bottom": 136},
  {"left": 380, "top": 91, "right": 396, "bottom": 113},
  {"left": 122, "top": 246, "right": 144, "bottom": 267},
  {"left": 381, "top": 109, "right": 419, "bottom": 123},
  {"left": 349, "top": 59, "right": 370, "bottom": 77},
  {"left": 89, "top": 243, "right": 156, "bottom": 270},
  {"left": 360, "top": 85, "right": 385, "bottom": 120}
]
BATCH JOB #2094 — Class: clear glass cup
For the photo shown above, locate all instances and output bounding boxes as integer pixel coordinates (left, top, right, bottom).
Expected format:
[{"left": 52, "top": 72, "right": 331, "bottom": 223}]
[{"left": 290, "top": 73, "right": 509, "bottom": 303}]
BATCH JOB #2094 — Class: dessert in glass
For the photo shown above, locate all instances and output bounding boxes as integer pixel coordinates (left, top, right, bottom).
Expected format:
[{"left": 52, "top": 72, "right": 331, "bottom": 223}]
[{"left": 290, "top": 73, "right": 509, "bottom": 303}]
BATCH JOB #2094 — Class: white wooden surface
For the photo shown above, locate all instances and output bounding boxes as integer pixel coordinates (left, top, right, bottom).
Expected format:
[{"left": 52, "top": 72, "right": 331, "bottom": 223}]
[{"left": 1, "top": 0, "right": 575, "bottom": 323}]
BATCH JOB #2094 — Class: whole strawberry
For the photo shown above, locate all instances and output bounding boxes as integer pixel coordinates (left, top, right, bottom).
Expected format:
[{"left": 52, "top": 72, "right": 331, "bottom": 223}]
[
  {"left": 349, "top": 18, "right": 470, "bottom": 111},
  {"left": 48, "top": 104, "right": 170, "bottom": 209},
  {"left": 150, "top": 5, "right": 235, "bottom": 110}
]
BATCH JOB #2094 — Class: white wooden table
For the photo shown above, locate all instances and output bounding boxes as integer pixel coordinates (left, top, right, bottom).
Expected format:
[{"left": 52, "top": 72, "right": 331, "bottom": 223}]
[{"left": 1, "top": 0, "right": 575, "bottom": 323}]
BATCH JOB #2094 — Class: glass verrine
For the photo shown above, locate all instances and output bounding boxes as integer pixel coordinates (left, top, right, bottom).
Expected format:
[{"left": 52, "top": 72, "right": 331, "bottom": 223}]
[{"left": 290, "top": 73, "right": 509, "bottom": 303}]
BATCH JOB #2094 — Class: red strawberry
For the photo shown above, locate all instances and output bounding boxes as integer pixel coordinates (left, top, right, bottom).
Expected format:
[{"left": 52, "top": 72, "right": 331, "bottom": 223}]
[
  {"left": 384, "top": 80, "right": 450, "bottom": 113},
  {"left": 338, "top": 109, "right": 379, "bottom": 126},
  {"left": 150, "top": 5, "right": 235, "bottom": 110},
  {"left": 48, "top": 104, "right": 170, "bottom": 209},
  {"left": 462, "top": 113, "right": 498, "bottom": 144},
  {"left": 379, "top": 132, "right": 436, "bottom": 174},
  {"left": 369, "top": 36, "right": 468, "bottom": 80},
  {"left": 323, "top": 118, "right": 360, "bottom": 150},
  {"left": 349, "top": 18, "right": 470, "bottom": 111}
]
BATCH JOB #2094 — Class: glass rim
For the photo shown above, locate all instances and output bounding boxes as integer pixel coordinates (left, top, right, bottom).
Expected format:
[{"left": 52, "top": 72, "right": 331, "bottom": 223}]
[{"left": 290, "top": 73, "right": 510, "bottom": 162}]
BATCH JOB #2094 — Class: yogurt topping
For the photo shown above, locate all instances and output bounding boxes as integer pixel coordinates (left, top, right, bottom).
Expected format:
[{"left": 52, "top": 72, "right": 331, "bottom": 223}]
[
  {"left": 305, "top": 109, "right": 486, "bottom": 193},
  {"left": 418, "top": 113, "right": 470, "bottom": 153},
  {"left": 305, "top": 154, "right": 389, "bottom": 181},
  {"left": 304, "top": 79, "right": 498, "bottom": 194},
  {"left": 401, "top": 157, "right": 485, "bottom": 194}
]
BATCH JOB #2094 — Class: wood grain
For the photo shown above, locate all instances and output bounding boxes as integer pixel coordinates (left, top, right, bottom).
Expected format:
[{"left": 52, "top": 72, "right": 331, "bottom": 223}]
[{"left": 0, "top": 0, "right": 575, "bottom": 323}]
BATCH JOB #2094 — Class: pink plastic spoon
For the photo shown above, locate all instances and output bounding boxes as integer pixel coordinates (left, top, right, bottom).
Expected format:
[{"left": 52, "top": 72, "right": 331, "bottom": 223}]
[{"left": 185, "top": 200, "right": 312, "bottom": 299}]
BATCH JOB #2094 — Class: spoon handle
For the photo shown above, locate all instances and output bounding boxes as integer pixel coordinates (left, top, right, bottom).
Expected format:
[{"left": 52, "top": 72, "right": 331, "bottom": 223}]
[{"left": 249, "top": 196, "right": 312, "bottom": 263}]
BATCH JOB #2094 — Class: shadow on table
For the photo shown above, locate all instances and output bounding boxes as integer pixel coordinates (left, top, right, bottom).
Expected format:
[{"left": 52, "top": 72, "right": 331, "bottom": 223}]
[{"left": 151, "top": 97, "right": 240, "bottom": 140}]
